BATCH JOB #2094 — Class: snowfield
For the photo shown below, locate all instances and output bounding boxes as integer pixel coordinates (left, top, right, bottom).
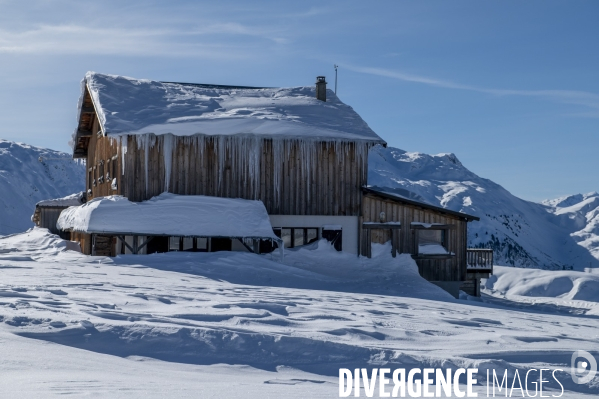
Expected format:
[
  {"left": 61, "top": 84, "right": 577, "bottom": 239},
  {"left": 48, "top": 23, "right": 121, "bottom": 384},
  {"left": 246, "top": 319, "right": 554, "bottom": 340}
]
[{"left": 0, "top": 228, "right": 597, "bottom": 397}]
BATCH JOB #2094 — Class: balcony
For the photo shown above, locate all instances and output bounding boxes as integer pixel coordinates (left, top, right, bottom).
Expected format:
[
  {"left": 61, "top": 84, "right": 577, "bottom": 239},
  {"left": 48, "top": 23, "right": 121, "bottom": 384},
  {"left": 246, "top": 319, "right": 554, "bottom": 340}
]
[{"left": 466, "top": 248, "right": 493, "bottom": 274}]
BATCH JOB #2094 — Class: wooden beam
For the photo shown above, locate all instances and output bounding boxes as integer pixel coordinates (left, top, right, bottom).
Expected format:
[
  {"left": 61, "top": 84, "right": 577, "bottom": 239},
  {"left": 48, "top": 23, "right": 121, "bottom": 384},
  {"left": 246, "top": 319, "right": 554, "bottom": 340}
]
[
  {"left": 81, "top": 106, "right": 95, "bottom": 114},
  {"left": 77, "top": 129, "right": 93, "bottom": 137},
  {"left": 117, "top": 236, "right": 134, "bottom": 253}
]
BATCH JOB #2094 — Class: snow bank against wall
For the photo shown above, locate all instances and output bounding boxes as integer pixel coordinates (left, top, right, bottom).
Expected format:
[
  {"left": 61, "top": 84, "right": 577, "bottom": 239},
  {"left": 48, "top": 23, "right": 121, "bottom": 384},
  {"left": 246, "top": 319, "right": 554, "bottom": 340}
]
[{"left": 57, "top": 193, "right": 279, "bottom": 240}]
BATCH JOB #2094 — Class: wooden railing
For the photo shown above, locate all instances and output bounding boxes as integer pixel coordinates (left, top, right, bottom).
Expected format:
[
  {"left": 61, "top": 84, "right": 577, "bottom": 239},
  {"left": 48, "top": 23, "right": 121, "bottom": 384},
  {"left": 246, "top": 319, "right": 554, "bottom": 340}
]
[{"left": 466, "top": 248, "right": 493, "bottom": 273}]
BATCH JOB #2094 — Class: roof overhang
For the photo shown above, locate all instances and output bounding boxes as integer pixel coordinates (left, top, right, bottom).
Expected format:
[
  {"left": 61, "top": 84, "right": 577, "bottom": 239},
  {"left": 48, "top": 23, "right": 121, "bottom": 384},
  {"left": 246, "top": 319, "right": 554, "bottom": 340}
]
[
  {"left": 72, "top": 83, "right": 100, "bottom": 159},
  {"left": 363, "top": 187, "right": 480, "bottom": 222}
]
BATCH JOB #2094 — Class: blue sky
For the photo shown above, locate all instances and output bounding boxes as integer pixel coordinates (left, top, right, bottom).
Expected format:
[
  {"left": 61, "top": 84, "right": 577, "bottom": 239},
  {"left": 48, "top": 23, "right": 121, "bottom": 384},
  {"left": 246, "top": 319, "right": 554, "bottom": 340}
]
[{"left": 0, "top": 1, "right": 597, "bottom": 201}]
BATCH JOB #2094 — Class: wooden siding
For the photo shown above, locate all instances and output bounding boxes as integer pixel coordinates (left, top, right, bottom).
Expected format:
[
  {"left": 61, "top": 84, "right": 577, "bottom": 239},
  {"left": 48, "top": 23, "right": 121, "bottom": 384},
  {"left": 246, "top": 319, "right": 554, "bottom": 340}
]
[
  {"left": 361, "top": 194, "right": 469, "bottom": 282},
  {"left": 33, "top": 207, "right": 64, "bottom": 234},
  {"left": 104, "top": 134, "right": 371, "bottom": 216},
  {"left": 86, "top": 117, "right": 121, "bottom": 200},
  {"left": 72, "top": 232, "right": 91, "bottom": 255}
]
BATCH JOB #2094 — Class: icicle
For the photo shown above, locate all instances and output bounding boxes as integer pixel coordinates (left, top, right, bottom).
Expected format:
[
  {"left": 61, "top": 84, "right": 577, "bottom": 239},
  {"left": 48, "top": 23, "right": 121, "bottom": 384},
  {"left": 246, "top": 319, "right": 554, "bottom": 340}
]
[
  {"left": 163, "top": 134, "right": 174, "bottom": 192},
  {"left": 120, "top": 136, "right": 127, "bottom": 176},
  {"left": 134, "top": 134, "right": 151, "bottom": 196}
]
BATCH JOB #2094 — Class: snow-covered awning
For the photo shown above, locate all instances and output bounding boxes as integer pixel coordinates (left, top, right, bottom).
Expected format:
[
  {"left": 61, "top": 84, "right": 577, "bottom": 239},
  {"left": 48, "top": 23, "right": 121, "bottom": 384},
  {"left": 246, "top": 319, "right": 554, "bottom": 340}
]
[
  {"left": 36, "top": 192, "right": 86, "bottom": 208},
  {"left": 57, "top": 193, "right": 281, "bottom": 241},
  {"left": 71, "top": 72, "right": 386, "bottom": 153}
]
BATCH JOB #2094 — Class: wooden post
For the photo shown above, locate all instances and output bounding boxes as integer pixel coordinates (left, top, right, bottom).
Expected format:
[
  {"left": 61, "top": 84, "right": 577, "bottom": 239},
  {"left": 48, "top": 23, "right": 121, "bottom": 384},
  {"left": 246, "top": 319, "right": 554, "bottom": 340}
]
[
  {"left": 133, "top": 235, "right": 139, "bottom": 255},
  {"left": 391, "top": 229, "right": 397, "bottom": 258}
]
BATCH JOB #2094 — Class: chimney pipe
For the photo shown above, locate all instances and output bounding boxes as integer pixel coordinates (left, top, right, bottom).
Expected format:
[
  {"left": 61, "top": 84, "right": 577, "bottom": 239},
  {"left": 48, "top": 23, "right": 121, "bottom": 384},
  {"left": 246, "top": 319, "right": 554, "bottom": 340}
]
[{"left": 316, "top": 76, "right": 327, "bottom": 102}]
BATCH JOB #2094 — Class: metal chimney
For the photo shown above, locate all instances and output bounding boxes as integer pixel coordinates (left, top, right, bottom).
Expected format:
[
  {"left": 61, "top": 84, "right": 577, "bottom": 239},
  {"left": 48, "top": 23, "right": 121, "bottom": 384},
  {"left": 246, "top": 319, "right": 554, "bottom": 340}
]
[{"left": 316, "top": 76, "right": 327, "bottom": 102}]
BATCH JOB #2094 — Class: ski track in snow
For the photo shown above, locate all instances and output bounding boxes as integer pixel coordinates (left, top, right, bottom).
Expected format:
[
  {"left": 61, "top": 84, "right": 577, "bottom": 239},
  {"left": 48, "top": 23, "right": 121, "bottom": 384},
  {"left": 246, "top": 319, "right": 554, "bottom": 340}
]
[{"left": 0, "top": 229, "right": 597, "bottom": 397}]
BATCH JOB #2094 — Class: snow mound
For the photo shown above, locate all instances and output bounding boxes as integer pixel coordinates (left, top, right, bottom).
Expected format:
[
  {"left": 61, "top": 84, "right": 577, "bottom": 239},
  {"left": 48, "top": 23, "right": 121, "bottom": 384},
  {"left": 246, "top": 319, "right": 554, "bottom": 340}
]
[{"left": 484, "top": 265, "right": 599, "bottom": 303}]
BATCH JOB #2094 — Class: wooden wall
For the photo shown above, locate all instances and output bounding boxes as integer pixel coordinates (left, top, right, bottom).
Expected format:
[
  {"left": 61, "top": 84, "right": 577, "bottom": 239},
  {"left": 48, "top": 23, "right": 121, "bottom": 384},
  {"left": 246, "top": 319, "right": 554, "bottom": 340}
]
[
  {"left": 112, "top": 134, "right": 370, "bottom": 216},
  {"left": 86, "top": 117, "right": 121, "bottom": 200},
  {"left": 361, "top": 194, "right": 469, "bottom": 282}
]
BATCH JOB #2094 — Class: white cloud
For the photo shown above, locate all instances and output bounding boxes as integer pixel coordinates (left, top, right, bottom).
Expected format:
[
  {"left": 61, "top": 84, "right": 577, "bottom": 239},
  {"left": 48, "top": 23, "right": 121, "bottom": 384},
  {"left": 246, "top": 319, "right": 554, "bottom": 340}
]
[
  {"left": 345, "top": 65, "right": 599, "bottom": 114},
  {"left": 0, "top": 22, "right": 287, "bottom": 58}
]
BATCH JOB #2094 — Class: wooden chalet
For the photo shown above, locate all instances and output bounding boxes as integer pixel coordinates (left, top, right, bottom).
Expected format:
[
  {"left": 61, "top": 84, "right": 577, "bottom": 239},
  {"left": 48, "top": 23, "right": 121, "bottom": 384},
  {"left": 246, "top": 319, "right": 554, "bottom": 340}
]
[{"left": 63, "top": 72, "right": 491, "bottom": 297}]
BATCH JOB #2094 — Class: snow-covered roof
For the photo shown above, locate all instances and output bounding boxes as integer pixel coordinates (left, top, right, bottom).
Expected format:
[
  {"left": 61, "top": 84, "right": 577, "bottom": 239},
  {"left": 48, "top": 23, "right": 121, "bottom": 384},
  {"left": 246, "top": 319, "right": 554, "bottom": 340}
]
[
  {"left": 36, "top": 192, "right": 86, "bottom": 208},
  {"left": 57, "top": 193, "right": 280, "bottom": 240},
  {"left": 75, "top": 72, "right": 386, "bottom": 146}
]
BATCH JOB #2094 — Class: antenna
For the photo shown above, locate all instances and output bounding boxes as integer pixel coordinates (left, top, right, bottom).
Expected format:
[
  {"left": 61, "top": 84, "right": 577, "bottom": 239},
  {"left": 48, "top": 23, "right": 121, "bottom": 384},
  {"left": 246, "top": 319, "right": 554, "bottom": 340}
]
[{"left": 334, "top": 64, "right": 338, "bottom": 94}]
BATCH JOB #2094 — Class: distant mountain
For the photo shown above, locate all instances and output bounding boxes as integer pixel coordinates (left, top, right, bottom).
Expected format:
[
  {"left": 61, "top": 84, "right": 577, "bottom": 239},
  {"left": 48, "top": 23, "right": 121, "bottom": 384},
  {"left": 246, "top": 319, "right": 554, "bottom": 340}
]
[
  {"left": 368, "top": 145, "right": 597, "bottom": 270},
  {"left": 0, "top": 140, "right": 84, "bottom": 235},
  {"left": 542, "top": 192, "right": 599, "bottom": 265}
]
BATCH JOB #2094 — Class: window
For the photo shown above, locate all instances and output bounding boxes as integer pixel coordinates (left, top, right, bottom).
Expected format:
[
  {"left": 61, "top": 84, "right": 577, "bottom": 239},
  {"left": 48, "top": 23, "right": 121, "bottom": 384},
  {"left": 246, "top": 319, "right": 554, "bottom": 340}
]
[
  {"left": 322, "top": 226, "right": 342, "bottom": 251},
  {"left": 169, "top": 237, "right": 179, "bottom": 251},
  {"left": 168, "top": 237, "right": 209, "bottom": 252},
  {"left": 182, "top": 237, "right": 194, "bottom": 251},
  {"left": 411, "top": 223, "right": 450, "bottom": 255},
  {"left": 273, "top": 228, "right": 319, "bottom": 249}
]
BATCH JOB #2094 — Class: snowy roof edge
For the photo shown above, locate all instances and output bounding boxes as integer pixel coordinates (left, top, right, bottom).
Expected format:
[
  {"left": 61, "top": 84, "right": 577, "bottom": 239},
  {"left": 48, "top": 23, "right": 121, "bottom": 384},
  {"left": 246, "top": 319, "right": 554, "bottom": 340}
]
[{"left": 71, "top": 72, "right": 386, "bottom": 151}]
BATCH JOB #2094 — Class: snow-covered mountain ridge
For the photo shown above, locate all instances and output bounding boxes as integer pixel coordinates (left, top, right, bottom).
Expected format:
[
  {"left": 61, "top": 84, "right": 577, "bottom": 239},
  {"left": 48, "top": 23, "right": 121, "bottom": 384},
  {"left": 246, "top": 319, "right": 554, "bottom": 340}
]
[
  {"left": 369, "top": 145, "right": 598, "bottom": 270},
  {"left": 0, "top": 139, "right": 84, "bottom": 235}
]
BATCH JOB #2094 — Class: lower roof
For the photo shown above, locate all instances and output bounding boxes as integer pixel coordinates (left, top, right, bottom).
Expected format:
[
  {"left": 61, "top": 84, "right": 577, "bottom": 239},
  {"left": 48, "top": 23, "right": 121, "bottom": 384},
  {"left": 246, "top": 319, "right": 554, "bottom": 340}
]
[
  {"left": 57, "top": 193, "right": 281, "bottom": 240},
  {"left": 363, "top": 187, "right": 480, "bottom": 221}
]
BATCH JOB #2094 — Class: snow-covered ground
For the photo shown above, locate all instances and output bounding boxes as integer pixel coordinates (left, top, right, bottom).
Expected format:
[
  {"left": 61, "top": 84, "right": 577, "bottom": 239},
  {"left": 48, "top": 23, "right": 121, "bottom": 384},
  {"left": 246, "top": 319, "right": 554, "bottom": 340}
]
[{"left": 0, "top": 228, "right": 597, "bottom": 397}]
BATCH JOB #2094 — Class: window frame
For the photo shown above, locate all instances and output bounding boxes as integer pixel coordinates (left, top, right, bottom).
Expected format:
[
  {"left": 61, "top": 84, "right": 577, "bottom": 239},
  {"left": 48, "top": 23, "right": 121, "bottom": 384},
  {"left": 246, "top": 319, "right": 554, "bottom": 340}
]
[
  {"left": 410, "top": 223, "right": 454, "bottom": 257},
  {"left": 273, "top": 227, "right": 320, "bottom": 249}
]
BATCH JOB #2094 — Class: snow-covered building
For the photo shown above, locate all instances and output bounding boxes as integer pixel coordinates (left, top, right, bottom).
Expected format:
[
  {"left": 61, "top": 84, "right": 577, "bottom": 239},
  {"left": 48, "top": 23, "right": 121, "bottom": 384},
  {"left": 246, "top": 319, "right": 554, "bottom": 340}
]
[
  {"left": 64, "top": 72, "right": 489, "bottom": 297},
  {"left": 32, "top": 192, "right": 86, "bottom": 238},
  {"left": 69, "top": 72, "right": 385, "bottom": 255}
]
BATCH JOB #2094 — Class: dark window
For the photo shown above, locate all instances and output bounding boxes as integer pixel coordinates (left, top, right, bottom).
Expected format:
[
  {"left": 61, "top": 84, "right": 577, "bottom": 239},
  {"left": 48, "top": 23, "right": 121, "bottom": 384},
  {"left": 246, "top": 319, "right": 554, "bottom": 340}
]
[
  {"left": 322, "top": 227, "right": 342, "bottom": 251},
  {"left": 211, "top": 238, "right": 232, "bottom": 252},
  {"left": 147, "top": 236, "right": 169, "bottom": 254}
]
